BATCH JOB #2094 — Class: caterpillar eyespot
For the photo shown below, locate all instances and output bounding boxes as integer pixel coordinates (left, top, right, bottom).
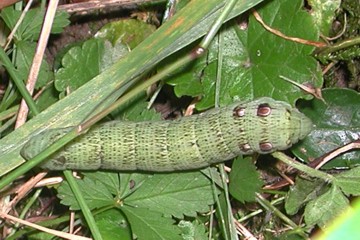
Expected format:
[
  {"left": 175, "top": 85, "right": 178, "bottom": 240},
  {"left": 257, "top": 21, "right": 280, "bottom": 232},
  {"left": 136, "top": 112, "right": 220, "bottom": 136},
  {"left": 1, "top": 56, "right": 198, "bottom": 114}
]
[
  {"left": 257, "top": 104, "right": 272, "bottom": 117},
  {"left": 21, "top": 97, "right": 313, "bottom": 172}
]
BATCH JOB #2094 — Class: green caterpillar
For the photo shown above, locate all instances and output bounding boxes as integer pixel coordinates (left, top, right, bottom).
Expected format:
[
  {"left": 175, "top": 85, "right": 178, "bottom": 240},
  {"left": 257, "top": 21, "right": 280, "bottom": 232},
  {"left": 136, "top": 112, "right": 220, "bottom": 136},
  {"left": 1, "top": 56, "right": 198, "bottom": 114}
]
[{"left": 21, "top": 97, "right": 312, "bottom": 172}]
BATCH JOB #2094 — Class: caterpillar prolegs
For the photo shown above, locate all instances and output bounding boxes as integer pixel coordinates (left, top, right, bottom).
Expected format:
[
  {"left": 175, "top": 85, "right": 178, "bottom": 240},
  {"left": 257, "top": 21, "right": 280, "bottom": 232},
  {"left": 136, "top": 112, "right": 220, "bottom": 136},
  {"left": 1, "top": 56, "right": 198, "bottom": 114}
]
[{"left": 21, "top": 97, "right": 313, "bottom": 172}]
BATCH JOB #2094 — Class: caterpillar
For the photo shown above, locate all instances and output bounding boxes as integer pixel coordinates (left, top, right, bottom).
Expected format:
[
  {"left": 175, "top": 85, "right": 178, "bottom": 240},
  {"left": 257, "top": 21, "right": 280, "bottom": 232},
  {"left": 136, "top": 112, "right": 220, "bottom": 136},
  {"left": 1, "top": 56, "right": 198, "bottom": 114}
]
[{"left": 21, "top": 97, "right": 313, "bottom": 172}]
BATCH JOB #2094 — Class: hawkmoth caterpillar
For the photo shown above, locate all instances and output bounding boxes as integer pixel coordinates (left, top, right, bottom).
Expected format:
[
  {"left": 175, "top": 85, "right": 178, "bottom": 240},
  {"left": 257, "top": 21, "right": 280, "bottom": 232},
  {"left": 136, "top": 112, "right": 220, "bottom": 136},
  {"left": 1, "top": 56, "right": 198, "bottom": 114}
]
[{"left": 21, "top": 97, "right": 313, "bottom": 172}]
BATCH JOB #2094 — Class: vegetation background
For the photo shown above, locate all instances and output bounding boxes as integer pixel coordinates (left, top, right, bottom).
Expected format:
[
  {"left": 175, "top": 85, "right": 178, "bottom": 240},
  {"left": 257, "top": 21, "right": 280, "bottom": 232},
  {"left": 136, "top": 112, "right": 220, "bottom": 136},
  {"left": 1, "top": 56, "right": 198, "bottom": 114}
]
[{"left": 0, "top": 0, "right": 359, "bottom": 239}]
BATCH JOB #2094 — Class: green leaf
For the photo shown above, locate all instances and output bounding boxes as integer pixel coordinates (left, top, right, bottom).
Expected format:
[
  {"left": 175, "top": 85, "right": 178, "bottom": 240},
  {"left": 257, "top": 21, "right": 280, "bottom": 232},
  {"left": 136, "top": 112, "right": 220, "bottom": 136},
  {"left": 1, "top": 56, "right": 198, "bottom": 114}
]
[
  {"left": 57, "top": 171, "right": 216, "bottom": 219},
  {"left": 334, "top": 166, "right": 360, "bottom": 196},
  {"left": 57, "top": 171, "right": 214, "bottom": 238},
  {"left": 229, "top": 156, "right": 263, "bottom": 203},
  {"left": 54, "top": 19, "right": 155, "bottom": 95},
  {"left": 165, "top": 45, "right": 208, "bottom": 101},
  {"left": 54, "top": 39, "right": 105, "bottom": 93},
  {"left": 95, "top": 19, "right": 155, "bottom": 72},
  {"left": 84, "top": 172, "right": 151, "bottom": 198},
  {"left": 125, "top": 172, "right": 217, "bottom": 218},
  {"left": 285, "top": 177, "right": 328, "bottom": 215},
  {"left": 168, "top": 0, "right": 322, "bottom": 110},
  {"left": 0, "top": 7, "right": 69, "bottom": 41},
  {"left": 294, "top": 88, "right": 360, "bottom": 168},
  {"left": 58, "top": 171, "right": 151, "bottom": 209},
  {"left": 304, "top": 185, "right": 348, "bottom": 228},
  {"left": 50, "top": 11, "right": 70, "bottom": 34},
  {"left": 308, "top": 0, "right": 341, "bottom": 36},
  {"left": 15, "top": 41, "right": 53, "bottom": 89},
  {"left": 96, "top": 19, "right": 156, "bottom": 49},
  {"left": 58, "top": 176, "right": 115, "bottom": 210},
  {"left": 94, "top": 208, "right": 132, "bottom": 240},
  {"left": 121, "top": 206, "right": 182, "bottom": 240}
]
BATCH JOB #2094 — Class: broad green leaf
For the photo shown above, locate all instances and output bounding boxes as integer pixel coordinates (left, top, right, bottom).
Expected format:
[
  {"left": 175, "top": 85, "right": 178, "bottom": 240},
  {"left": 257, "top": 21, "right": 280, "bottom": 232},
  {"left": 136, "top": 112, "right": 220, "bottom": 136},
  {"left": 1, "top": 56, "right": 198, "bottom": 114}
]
[
  {"left": 83, "top": 172, "right": 151, "bottom": 199},
  {"left": 168, "top": 0, "right": 322, "bottom": 110},
  {"left": 57, "top": 171, "right": 151, "bottom": 210},
  {"left": 0, "top": 7, "right": 69, "bottom": 41},
  {"left": 334, "top": 166, "right": 360, "bottom": 196},
  {"left": 225, "top": 0, "right": 321, "bottom": 104},
  {"left": 304, "top": 185, "right": 348, "bottom": 228},
  {"left": 167, "top": 23, "right": 252, "bottom": 109},
  {"left": 54, "top": 16, "right": 155, "bottom": 95},
  {"left": 94, "top": 208, "right": 132, "bottom": 240},
  {"left": 54, "top": 39, "right": 105, "bottom": 93},
  {"left": 229, "top": 156, "right": 263, "bottom": 203},
  {"left": 125, "top": 172, "right": 217, "bottom": 218},
  {"left": 121, "top": 206, "right": 182, "bottom": 240},
  {"left": 294, "top": 88, "right": 360, "bottom": 168},
  {"left": 58, "top": 176, "right": 114, "bottom": 210},
  {"left": 285, "top": 177, "right": 328, "bottom": 215},
  {"left": 15, "top": 41, "right": 53, "bottom": 89},
  {"left": 57, "top": 171, "right": 216, "bottom": 218},
  {"left": 46, "top": 19, "right": 153, "bottom": 99},
  {"left": 308, "top": 0, "right": 341, "bottom": 36}
]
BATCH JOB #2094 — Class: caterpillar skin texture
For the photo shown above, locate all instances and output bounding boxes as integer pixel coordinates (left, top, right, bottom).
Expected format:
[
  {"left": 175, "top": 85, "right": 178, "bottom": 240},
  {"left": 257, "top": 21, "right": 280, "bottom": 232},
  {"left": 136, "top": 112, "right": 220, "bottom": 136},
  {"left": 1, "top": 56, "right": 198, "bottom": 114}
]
[{"left": 21, "top": 98, "right": 313, "bottom": 172}]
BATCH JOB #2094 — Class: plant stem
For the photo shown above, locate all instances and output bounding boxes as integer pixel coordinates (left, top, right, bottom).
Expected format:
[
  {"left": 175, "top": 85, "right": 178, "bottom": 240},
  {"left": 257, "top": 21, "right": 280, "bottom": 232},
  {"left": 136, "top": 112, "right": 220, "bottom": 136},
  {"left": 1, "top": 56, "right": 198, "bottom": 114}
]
[
  {"left": 255, "top": 193, "right": 307, "bottom": 238},
  {"left": 0, "top": 47, "right": 39, "bottom": 115},
  {"left": 199, "top": 0, "right": 238, "bottom": 49},
  {"left": 315, "top": 36, "right": 360, "bottom": 56},
  {"left": 63, "top": 170, "right": 103, "bottom": 240},
  {"left": 272, "top": 152, "right": 335, "bottom": 182},
  {"left": 238, "top": 196, "right": 285, "bottom": 222}
]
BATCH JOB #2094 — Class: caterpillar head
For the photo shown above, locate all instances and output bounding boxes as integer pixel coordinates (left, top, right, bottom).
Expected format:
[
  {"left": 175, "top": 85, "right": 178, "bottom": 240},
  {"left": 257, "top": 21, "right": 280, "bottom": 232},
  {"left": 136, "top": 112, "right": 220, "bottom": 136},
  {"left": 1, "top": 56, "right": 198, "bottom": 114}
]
[{"left": 231, "top": 97, "right": 313, "bottom": 154}]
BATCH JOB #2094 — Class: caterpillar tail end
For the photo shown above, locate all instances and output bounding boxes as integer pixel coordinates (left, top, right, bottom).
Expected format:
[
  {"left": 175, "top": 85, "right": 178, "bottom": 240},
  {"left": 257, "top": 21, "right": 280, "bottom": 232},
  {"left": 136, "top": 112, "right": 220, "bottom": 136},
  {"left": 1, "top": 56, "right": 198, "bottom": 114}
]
[{"left": 20, "top": 128, "right": 71, "bottom": 164}]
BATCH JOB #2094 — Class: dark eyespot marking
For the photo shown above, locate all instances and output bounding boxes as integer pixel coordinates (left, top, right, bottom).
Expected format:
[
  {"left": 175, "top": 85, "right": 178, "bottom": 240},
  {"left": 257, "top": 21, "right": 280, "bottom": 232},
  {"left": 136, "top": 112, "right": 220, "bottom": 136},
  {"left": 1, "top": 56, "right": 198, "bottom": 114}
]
[
  {"left": 240, "top": 143, "right": 251, "bottom": 152},
  {"left": 233, "top": 106, "right": 245, "bottom": 117},
  {"left": 259, "top": 142, "right": 273, "bottom": 152},
  {"left": 257, "top": 103, "right": 272, "bottom": 117}
]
